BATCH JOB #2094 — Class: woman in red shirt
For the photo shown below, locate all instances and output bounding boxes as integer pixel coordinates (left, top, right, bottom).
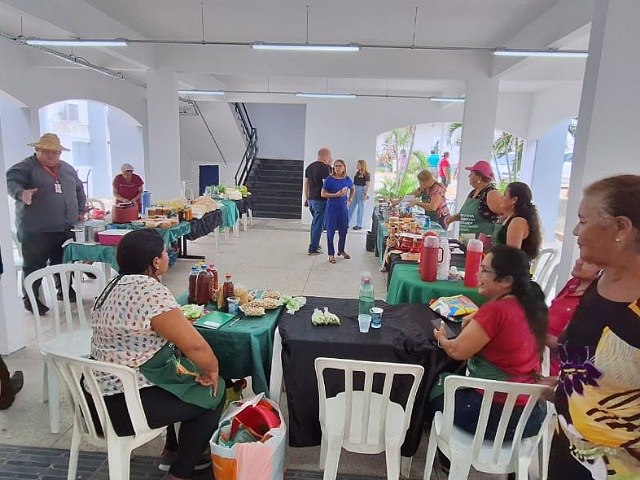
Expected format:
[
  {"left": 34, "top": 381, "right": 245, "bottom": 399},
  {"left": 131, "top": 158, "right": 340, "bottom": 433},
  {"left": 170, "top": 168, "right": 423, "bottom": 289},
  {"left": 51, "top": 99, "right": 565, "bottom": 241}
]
[
  {"left": 431, "top": 245, "right": 548, "bottom": 440},
  {"left": 113, "top": 163, "right": 144, "bottom": 205},
  {"left": 546, "top": 258, "right": 599, "bottom": 375}
]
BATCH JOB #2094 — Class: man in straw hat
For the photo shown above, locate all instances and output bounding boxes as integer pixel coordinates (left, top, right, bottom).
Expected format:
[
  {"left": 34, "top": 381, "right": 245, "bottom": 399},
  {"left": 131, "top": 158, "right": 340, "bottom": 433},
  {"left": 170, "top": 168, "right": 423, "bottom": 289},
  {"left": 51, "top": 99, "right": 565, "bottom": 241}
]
[{"left": 6, "top": 133, "right": 86, "bottom": 314}]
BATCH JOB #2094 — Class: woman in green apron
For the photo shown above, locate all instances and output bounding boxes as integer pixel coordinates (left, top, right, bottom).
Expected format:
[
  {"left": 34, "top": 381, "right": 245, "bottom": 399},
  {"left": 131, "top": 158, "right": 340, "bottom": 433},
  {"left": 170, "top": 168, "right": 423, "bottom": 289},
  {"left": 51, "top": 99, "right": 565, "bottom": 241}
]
[
  {"left": 445, "top": 160, "right": 502, "bottom": 245},
  {"left": 493, "top": 181, "right": 542, "bottom": 260},
  {"left": 407, "top": 169, "right": 450, "bottom": 227}
]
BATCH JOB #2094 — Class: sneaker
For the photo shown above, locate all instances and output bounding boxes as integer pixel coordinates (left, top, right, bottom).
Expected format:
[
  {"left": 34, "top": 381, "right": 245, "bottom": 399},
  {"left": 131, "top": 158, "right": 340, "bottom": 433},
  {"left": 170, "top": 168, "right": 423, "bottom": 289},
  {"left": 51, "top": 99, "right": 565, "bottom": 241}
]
[
  {"left": 23, "top": 298, "right": 49, "bottom": 315},
  {"left": 308, "top": 250, "right": 322, "bottom": 256},
  {"left": 158, "top": 449, "right": 212, "bottom": 472},
  {"left": 352, "top": 226, "right": 362, "bottom": 230}
]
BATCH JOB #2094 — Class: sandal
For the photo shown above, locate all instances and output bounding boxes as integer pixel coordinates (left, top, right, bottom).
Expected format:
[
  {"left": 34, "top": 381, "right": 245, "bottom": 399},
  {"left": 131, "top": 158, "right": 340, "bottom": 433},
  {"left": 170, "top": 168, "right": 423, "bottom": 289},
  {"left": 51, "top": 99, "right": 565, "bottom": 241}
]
[
  {"left": 339, "top": 252, "right": 351, "bottom": 259},
  {"left": 329, "top": 256, "right": 337, "bottom": 264}
]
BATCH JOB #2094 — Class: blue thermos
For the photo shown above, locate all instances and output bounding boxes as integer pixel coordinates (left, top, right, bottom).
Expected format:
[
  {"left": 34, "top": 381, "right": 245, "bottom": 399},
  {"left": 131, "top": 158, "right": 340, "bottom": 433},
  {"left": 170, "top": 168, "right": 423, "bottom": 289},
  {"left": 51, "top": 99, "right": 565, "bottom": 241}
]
[{"left": 141, "top": 191, "right": 151, "bottom": 216}]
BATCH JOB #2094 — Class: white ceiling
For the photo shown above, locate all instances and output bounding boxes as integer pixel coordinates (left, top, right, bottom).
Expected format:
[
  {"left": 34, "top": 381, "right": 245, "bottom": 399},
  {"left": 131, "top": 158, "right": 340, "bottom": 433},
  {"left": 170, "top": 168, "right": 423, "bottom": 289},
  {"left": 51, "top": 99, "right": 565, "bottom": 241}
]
[{"left": 0, "top": 0, "right": 593, "bottom": 100}]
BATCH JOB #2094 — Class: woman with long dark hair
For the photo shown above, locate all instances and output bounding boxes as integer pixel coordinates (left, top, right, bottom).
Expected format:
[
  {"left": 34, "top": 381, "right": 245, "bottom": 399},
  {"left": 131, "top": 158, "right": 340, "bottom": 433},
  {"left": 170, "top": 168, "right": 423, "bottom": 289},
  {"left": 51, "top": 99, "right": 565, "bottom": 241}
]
[
  {"left": 91, "top": 229, "right": 224, "bottom": 480},
  {"left": 494, "top": 181, "right": 542, "bottom": 259},
  {"left": 430, "top": 245, "right": 547, "bottom": 442}
]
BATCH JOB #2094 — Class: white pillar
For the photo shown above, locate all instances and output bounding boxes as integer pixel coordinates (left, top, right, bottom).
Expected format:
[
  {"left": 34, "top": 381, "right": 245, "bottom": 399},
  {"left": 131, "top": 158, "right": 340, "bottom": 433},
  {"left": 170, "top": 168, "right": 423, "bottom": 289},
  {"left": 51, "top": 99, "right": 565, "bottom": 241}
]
[
  {"left": 146, "top": 70, "right": 182, "bottom": 199},
  {"left": 530, "top": 121, "right": 569, "bottom": 244},
  {"left": 455, "top": 79, "right": 499, "bottom": 212},
  {"left": 558, "top": 0, "right": 640, "bottom": 284},
  {"left": 518, "top": 139, "right": 537, "bottom": 185},
  {"left": 0, "top": 120, "right": 27, "bottom": 354}
]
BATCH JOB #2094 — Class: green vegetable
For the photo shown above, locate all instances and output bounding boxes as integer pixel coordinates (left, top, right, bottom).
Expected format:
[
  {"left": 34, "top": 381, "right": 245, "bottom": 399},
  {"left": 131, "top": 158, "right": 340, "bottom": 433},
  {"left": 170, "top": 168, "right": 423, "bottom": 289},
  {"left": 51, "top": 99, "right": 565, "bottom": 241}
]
[
  {"left": 180, "top": 304, "right": 204, "bottom": 319},
  {"left": 311, "top": 307, "right": 340, "bottom": 326}
]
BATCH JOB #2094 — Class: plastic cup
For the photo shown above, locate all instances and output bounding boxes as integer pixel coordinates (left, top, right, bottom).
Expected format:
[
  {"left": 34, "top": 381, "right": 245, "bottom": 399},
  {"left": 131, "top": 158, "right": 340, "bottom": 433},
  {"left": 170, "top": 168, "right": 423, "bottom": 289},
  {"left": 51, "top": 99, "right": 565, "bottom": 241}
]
[
  {"left": 370, "top": 307, "right": 383, "bottom": 329},
  {"left": 358, "top": 314, "right": 372, "bottom": 333},
  {"left": 227, "top": 297, "right": 240, "bottom": 315}
]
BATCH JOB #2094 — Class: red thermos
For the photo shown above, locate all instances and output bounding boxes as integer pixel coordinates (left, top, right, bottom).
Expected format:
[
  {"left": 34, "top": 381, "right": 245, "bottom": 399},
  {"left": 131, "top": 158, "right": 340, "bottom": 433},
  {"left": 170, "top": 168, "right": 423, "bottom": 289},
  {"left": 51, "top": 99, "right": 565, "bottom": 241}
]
[
  {"left": 464, "top": 239, "right": 484, "bottom": 287},
  {"left": 420, "top": 235, "right": 442, "bottom": 282}
]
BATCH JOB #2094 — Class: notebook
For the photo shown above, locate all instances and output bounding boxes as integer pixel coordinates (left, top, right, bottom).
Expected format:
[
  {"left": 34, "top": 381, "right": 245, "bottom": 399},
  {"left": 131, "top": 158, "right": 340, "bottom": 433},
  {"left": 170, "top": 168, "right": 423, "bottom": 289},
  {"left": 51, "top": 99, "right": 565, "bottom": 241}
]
[{"left": 194, "top": 311, "right": 237, "bottom": 330}]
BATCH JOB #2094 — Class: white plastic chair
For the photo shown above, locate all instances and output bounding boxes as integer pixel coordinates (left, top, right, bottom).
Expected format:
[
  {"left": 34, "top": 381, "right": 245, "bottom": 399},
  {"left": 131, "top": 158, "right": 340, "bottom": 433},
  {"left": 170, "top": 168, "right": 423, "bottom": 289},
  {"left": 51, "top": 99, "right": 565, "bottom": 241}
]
[
  {"left": 537, "top": 347, "right": 556, "bottom": 480},
  {"left": 23, "top": 263, "right": 107, "bottom": 433},
  {"left": 541, "top": 263, "right": 560, "bottom": 305},
  {"left": 269, "top": 327, "right": 283, "bottom": 403},
  {"left": 315, "top": 357, "right": 424, "bottom": 480},
  {"left": 423, "top": 375, "right": 555, "bottom": 480},
  {"left": 531, "top": 248, "right": 557, "bottom": 284},
  {"left": 48, "top": 351, "right": 166, "bottom": 480},
  {"left": 11, "top": 231, "right": 23, "bottom": 294}
]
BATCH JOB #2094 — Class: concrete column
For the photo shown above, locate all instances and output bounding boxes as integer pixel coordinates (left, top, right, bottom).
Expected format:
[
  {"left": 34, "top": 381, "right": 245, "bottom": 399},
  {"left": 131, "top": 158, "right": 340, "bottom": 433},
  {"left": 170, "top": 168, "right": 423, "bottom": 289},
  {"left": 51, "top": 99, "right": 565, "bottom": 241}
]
[
  {"left": 455, "top": 79, "right": 499, "bottom": 212},
  {"left": 146, "top": 70, "right": 182, "bottom": 199},
  {"left": 87, "top": 103, "right": 110, "bottom": 198},
  {"left": 558, "top": 0, "right": 640, "bottom": 284},
  {"left": 0, "top": 116, "right": 27, "bottom": 354},
  {"left": 518, "top": 139, "right": 537, "bottom": 185},
  {"left": 530, "top": 121, "right": 569, "bottom": 244}
]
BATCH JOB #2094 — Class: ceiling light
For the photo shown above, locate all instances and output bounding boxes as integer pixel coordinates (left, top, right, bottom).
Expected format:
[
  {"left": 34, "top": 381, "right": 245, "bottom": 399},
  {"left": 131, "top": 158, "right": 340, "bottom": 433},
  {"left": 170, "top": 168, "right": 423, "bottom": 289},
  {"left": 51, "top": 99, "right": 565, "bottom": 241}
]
[
  {"left": 296, "top": 92, "right": 357, "bottom": 99},
  {"left": 430, "top": 97, "right": 465, "bottom": 103},
  {"left": 25, "top": 38, "right": 128, "bottom": 47},
  {"left": 493, "top": 48, "right": 587, "bottom": 58},
  {"left": 178, "top": 90, "right": 225, "bottom": 96},
  {"left": 252, "top": 42, "right": 360, "bottom": 52}
]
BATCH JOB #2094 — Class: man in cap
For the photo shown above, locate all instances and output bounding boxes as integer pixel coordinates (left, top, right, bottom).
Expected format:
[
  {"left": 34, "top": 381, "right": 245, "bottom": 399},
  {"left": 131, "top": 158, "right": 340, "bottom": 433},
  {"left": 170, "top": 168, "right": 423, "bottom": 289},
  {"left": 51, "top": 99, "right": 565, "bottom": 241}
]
[
  {"left": 6, "top": 133, "right": 86, "bottom": 314},
  {"left": 112, "top": 163, "right": 144, "bottom": 207}
]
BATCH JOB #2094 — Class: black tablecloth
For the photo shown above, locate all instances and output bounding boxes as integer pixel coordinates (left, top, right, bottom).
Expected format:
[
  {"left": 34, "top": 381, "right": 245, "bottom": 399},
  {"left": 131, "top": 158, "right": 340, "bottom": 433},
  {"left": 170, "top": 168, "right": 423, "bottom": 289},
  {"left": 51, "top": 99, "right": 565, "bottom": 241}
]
[
  {"left": 233, "top": 196, "right": 254, "bottom": 217},
  {"left": 278, "top": 296, "right": 462, "bottom": 457},
  {"left": 184, "top": 210, "right": 222, "bottom": 241}
]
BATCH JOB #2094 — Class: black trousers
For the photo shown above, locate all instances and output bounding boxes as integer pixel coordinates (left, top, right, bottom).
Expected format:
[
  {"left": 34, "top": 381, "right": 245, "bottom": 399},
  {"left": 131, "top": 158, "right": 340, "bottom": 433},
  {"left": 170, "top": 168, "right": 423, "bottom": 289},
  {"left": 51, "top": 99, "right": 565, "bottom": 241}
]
[
  {"left": 20, "top": 231, "right": 72, "bottom": 299},
  {"left": 84, "top": 386, "right": 225, "bottom": 478}
]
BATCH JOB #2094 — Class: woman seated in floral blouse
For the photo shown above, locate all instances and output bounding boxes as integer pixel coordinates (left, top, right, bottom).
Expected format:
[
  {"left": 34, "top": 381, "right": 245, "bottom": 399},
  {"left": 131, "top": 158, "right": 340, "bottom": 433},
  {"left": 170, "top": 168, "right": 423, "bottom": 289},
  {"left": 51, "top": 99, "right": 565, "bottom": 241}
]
[{"left": 90, "top": 228, "right": 224, "bottom": 480}]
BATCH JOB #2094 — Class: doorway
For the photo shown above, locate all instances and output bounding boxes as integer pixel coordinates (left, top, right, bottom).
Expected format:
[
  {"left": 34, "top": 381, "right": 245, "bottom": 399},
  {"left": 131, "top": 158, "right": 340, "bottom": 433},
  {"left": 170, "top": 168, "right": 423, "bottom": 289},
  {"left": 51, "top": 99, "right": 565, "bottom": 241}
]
[{"left": 199, "top": 165, "right": 219, "bottom": 195}]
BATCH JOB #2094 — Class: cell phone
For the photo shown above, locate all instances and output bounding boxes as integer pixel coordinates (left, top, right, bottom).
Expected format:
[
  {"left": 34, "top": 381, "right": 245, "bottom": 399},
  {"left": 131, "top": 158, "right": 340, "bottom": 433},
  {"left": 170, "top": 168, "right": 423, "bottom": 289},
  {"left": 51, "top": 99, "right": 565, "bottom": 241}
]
[{"left": 431, "top": 318, "right": 456, "bottom": 339}]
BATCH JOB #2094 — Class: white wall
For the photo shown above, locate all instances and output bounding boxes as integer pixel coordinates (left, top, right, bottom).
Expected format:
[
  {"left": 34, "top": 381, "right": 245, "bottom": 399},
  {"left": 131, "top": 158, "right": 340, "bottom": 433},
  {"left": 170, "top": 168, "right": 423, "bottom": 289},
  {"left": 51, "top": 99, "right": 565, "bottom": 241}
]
[
  {"left": 108, "top": 108, "right": 145, "bottom": 182},
  {"left": 245, "top": 103, "right": 306, "bottom": 160}
]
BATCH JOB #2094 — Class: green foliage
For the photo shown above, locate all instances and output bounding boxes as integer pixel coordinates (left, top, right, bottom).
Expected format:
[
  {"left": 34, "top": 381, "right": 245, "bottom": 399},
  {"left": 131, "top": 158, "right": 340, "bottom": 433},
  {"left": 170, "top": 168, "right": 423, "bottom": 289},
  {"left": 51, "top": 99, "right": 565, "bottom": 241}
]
[{"left": 412, "top": 149, "right": 427, "bottom": 169}]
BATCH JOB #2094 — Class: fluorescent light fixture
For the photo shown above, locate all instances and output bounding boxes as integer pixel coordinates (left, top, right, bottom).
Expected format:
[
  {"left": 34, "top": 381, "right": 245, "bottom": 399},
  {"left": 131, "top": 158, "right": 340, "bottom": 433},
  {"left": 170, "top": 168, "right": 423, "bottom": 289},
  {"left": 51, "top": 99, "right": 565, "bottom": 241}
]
[
  {"left": 430, "top": 97, "right": 465, "bottom": 103},
  {"left": 25, "top": 38, "right": 128, "bottom": 47},
  {"left": 296, "top": 92, "right": 357, "bottom": 99},
  {"left": 178, "top": 90, "right": 225, "bottom": 96},
  {"left": 493, "top": 49, "right": 587, "bottom": 58},
  {"left": 252, "top": 42, "right": 360, "bottom": 52}
]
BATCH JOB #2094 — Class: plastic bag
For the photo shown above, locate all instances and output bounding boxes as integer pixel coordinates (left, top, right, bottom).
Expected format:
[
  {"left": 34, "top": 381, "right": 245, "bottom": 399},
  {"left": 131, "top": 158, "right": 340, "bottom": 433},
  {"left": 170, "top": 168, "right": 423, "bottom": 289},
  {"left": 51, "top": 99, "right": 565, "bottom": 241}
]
[
  {"left": 429, "top": 294, "right": 479, "bottom": 319},
  {"left": 210, "top": 393, "right": 286, "bottom": 480}
]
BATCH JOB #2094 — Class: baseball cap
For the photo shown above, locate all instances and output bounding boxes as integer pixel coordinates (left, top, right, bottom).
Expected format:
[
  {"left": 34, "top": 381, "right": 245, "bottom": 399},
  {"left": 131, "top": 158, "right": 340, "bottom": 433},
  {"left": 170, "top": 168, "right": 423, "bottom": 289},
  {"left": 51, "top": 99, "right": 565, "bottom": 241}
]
[{"left": 464, "top": 160, "right": 493, "bottom": 178}]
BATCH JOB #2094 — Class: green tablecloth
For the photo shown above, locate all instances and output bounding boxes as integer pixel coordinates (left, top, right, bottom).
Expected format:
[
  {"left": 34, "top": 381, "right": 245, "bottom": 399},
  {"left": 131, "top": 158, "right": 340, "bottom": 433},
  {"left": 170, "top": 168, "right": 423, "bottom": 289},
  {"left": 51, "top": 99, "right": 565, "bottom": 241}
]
[
  {"left": 108, "top": 222, "right": 191, "bottom": 247},
  {"left": 176, "top": 292, "right": 280, "bottom": 395},
  {"left": 386, "top": 263, "right": 486, "bottom": 306},
  {"left": 63, "top": 243, "right": 118, "bottom": 270},
  {"left": 63, "top": 222, "right": 191, "bottom": 271},
  {"left": 218, "top": 199, "right": 239, "bottom": 229}
]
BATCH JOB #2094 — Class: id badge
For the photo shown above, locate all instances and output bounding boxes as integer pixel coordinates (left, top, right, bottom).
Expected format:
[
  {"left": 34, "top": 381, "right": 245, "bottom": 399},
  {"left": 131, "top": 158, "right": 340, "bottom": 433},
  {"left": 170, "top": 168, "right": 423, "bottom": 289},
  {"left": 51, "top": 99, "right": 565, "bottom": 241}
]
[{"left": 54, "top": 182, "right": 63, "bottom": 194}]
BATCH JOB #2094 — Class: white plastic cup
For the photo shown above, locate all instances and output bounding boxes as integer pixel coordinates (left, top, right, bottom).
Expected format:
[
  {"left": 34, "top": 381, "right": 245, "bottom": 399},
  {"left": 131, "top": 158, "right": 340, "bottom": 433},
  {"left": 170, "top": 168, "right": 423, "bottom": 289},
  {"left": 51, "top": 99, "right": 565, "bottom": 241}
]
[
  {"left": 227, "top": 297, "right": 240, "bottom": 315},
  {"left": 358, "top": 314, "right": 372, "bottom": 333}
]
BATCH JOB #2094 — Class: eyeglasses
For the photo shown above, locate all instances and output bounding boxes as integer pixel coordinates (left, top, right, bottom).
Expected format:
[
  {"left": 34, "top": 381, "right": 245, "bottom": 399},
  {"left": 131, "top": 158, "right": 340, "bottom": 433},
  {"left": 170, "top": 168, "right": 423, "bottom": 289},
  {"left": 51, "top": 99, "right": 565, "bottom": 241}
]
[
  {"left": 39, "top": 149, "right": 62, "bottom": 156},
  {"left": 479, "top": 266, "right": 495, "bottom": 275}
]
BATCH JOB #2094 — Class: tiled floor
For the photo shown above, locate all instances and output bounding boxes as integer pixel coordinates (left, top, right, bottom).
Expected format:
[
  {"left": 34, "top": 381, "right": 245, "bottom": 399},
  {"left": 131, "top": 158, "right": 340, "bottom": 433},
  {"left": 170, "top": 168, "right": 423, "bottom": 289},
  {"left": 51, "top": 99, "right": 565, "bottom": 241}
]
[{"left": 0, "top": 218, "right": 505, "bottom": 479}]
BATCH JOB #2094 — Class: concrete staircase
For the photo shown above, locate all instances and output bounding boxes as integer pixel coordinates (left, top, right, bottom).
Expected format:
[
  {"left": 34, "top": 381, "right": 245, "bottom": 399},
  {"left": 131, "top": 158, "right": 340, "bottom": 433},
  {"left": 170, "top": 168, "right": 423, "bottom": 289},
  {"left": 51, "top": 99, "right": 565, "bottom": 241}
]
[{"left": 246, "top": 158, "right": 303, "bottom": 219}]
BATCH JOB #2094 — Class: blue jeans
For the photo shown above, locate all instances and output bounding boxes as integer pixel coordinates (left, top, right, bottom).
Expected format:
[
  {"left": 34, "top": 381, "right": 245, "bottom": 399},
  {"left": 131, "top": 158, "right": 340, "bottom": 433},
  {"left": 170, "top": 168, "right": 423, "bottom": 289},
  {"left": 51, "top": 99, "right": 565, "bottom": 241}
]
[
  {"left": 308, "top": 199, "right": 327, "bottom": 253},
  {"left": 348, "top": 185, "right": 366, "bottom": 228}
]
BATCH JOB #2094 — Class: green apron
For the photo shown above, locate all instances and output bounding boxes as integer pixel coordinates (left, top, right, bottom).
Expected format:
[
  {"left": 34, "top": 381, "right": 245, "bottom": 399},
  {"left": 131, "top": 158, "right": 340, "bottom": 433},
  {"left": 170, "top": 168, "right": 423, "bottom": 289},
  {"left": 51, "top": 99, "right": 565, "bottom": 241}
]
[
  {"left": 458, "top": 197, "right": 496, "bottom": 245},
  {"left": 420, "top": 193, "right": 440, "bottom": 224},
  {"left": 139, "top": 342, "right": 225, "bottom": 410},
  {"left": 429, "top": 355, "right": 509, "bottom": 401}
]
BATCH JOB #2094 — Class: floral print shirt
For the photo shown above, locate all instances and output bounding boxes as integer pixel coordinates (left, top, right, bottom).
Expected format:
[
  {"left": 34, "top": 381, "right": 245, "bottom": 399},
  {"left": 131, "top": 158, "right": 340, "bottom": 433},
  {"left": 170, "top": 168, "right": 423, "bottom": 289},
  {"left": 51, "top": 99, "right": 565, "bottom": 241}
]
[{"left": 91, "top": 274, "right": 180, "bottom": 396}]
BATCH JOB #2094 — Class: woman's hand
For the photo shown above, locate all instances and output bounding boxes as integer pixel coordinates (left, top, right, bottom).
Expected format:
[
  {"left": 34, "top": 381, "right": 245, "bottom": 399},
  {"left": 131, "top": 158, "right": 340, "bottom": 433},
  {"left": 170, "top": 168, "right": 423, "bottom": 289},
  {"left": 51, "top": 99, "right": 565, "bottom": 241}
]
[
  {"left": 433, "top": 322, "right": 447, "bottom": 345},
  {"left": 537, "top": 375, "right": 558, "bottom": 402},
  {"left": 196, "top": 369, "right": 220, "bottom": 396}
]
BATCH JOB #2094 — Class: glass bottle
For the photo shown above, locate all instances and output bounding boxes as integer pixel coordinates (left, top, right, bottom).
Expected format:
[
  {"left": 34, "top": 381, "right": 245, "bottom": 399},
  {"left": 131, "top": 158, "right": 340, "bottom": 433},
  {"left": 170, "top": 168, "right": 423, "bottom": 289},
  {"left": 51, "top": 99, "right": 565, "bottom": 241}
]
[{"left": 222, "top": 274, "right": 234, "bottom": 312}]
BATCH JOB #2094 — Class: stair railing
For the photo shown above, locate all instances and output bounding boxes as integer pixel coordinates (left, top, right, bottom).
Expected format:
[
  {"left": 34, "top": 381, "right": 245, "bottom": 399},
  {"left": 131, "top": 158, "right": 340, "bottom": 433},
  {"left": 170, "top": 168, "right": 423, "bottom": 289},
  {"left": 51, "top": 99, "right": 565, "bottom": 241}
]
[{"left": 233, "top": 103, "right": 258, "bottom": 186}]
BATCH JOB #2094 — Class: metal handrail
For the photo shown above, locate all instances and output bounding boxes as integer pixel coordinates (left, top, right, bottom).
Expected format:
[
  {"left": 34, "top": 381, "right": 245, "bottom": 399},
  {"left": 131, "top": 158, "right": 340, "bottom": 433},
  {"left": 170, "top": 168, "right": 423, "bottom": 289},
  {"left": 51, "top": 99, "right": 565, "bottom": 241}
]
[{"left": 233, "top": 103, "right": 258, "bottom": 186}]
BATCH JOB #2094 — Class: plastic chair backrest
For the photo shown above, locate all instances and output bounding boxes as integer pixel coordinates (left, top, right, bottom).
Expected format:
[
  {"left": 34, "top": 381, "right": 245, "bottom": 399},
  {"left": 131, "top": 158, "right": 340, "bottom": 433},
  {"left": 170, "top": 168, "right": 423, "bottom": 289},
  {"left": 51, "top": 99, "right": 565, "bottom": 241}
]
[
  {"left": 441, "top": 375, "right": 548, "bottom": 466},
  {"left": 88, "top": 198, "right": 106, "bottom": 212},
  {"left": 48, "top": 351, "right": 153, "bottom": 440},
  {"left": 532, "top": 248, "right": 557, "bottom": 283},
  {"left": 315, "top": 357, "right": 424, "bottom": 450},
  {"left": 23, "top": 263, "right": 106, "bottom": 346},
  {"left": 542, "top": 263, "right": 560, "bottom": 304},
  {"left": 269, "top": 327, "right": 283, "bottom": 402}
]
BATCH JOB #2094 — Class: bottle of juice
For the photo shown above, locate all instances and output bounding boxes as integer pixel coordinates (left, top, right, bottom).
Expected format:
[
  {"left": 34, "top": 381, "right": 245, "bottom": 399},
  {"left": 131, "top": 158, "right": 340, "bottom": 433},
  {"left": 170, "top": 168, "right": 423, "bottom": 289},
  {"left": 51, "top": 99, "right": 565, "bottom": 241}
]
[
  {"left": 187, "top": 266, "right": 198, "bottom": 303},
  {"left": 222, "top": 274, "right": 234, "bottom": 312}
]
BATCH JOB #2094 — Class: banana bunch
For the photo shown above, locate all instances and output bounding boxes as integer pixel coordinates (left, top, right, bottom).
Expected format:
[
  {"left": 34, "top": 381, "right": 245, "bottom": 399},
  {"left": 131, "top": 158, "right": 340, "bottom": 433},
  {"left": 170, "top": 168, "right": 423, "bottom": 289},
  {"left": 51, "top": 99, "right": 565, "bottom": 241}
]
[{"left": 311, "top": 307, "right": 340, "bottom": 326}]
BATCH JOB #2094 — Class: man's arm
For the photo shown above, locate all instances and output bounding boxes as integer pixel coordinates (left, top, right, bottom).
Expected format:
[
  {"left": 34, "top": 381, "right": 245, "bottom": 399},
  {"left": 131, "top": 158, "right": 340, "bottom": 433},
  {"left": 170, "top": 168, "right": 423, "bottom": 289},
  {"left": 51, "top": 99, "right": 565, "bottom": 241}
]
[{"left": 6, "top": 162, "right": 30, "bottom": 201}]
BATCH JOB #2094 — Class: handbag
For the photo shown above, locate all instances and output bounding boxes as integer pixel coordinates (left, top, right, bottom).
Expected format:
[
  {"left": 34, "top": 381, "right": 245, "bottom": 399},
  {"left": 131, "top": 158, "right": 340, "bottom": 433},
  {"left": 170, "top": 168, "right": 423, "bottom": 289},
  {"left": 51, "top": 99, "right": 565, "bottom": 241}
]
[{"left": 139, "top": 342, "right": 224, "bottom": 410}]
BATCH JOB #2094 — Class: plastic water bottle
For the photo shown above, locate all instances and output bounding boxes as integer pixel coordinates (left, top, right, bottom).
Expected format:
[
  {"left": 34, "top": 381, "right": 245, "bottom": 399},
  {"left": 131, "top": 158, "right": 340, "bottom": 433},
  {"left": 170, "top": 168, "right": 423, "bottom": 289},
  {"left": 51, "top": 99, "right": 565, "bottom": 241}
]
[
  {"left": 359, "top": 273, "right": 375, "bottom": 315},
  {"left": 141, "top": 191, "right": 151, "bottom": 217}
]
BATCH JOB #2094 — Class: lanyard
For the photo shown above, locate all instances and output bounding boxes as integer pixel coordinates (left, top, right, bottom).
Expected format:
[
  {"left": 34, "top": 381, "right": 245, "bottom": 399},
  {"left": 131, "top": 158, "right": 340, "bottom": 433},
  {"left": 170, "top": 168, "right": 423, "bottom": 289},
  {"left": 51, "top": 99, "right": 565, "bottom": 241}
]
[{"left": 40, "top": 162, "right": 60, "bottom": 182}]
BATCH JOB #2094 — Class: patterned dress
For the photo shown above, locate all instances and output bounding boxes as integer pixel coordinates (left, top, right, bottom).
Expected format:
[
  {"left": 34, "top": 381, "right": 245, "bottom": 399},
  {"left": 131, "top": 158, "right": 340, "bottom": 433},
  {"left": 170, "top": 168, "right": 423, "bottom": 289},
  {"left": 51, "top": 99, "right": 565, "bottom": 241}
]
[
  {"left": 91, "top": 274, "right": 180, "bottom": 395},
  {"left": 550, "top": 282, "right": 640, "bottom": 479}
]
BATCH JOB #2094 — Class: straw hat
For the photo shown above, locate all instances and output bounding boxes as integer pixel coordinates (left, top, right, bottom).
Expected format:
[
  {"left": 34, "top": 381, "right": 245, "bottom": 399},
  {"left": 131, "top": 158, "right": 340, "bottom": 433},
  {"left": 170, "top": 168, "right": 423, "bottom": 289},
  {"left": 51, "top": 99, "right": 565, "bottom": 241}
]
[{"left": 28, "top": 133, "right": 70, "bottom": 151}]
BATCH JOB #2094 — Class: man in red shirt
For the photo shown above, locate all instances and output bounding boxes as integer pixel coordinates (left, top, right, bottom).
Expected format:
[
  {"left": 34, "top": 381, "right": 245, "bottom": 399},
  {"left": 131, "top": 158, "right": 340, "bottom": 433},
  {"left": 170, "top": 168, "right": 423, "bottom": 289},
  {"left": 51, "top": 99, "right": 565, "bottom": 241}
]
[
  {"left": 113, "top": 163, "right": 144, "bottom": 206},
  {"left": 437, "top": 151, "right": 451, "bottom": 187}
]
